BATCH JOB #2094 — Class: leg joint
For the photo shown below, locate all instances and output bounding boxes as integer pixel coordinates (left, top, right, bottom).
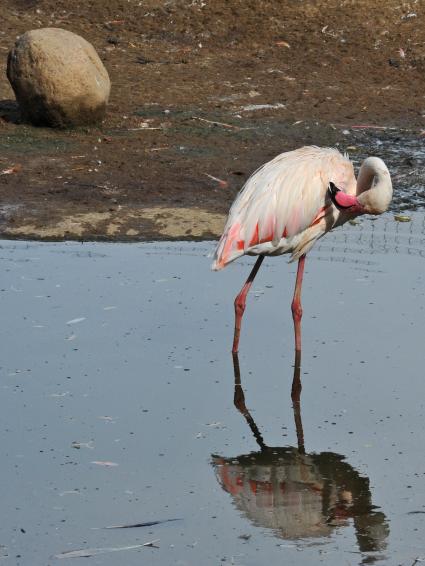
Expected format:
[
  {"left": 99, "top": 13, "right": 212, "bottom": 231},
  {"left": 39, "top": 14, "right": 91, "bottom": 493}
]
[
  {"left": 234, "top": 296, "right": 246, "bottom": 316},
  {"left": 291, "top": 300, "right": 303, "bottom": 320}
]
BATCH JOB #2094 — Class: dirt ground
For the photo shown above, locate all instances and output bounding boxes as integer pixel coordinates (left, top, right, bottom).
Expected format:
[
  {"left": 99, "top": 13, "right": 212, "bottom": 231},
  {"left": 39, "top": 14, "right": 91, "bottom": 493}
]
[{"left": 0, "top": 0, "right": 424, "bottom": 241}]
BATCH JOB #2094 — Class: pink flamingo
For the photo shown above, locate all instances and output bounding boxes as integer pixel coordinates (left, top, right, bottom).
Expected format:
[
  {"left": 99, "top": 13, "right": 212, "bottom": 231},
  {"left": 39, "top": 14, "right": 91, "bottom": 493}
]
[{"left": 212, "top": 146, "right": 392, "bottom": 356}]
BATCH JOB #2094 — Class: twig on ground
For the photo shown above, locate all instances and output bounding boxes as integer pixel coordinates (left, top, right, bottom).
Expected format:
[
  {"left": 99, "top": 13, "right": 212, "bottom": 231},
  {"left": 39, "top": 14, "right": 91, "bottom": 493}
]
[{"left": 192, "top": 116, "right": 244, "bottom": 130}]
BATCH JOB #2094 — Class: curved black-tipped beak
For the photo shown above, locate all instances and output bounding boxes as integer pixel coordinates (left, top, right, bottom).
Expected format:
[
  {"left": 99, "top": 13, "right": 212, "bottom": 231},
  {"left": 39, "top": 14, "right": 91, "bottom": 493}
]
[{"left": 328, "top": 182, "right": 340, "bottom": 200}]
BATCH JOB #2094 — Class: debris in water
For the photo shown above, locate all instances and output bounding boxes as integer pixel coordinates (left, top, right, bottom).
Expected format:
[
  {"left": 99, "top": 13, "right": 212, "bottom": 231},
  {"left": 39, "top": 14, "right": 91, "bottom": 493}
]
[
  {"left": 186, "top": 541, "right": 198, "bottom": 548},
  {"left": 277, "top": 543, "right": 297, "bottom": 548},
  {"left": 143, "top": 540, "right": 160, "bottom": 548},
  {"left": 205, "top": 421, "right": 225, "bottom": 428},
  {"left": 394, "top": 214, "right": 411, "bottom": 222},
  {"left": 71, "top": 441, "right": 94, "bottom": 450},
  {"left": 66, "top": 317, "right": 86, "bottom": 325},
  {"left": 54, "top": 540, "right": 159, "bottom": 559},
  {"left": 102, "top": 518, "right": 181, "bottom": 529}
]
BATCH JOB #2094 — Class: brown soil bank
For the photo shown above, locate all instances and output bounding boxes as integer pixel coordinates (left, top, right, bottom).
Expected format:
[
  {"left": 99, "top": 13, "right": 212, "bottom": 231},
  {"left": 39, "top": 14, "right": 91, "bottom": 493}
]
[{"left": 0, "top": 0, "right": 423, "bottom": 241}]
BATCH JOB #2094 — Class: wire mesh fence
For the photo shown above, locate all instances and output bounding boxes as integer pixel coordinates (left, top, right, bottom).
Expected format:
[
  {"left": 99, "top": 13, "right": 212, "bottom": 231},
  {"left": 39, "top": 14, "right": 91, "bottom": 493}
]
[{"left": 313, "top": 211, "right": 425, "bottom": 262}]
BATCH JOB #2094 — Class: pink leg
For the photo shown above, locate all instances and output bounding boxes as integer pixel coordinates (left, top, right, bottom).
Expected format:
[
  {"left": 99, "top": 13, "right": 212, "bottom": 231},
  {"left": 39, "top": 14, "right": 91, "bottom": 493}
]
[
  {"left": 291, "top": 255, "right": 306, "bottom": 355},
  {"left": 232, "top": 255, "right": 264, "bottom": 353}
]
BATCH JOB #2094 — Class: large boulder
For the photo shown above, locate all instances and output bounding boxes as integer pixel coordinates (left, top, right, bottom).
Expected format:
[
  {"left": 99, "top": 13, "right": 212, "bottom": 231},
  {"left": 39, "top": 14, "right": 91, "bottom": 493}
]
[{"left": 7, "top": 28, "right": 111, "bottom": 128}]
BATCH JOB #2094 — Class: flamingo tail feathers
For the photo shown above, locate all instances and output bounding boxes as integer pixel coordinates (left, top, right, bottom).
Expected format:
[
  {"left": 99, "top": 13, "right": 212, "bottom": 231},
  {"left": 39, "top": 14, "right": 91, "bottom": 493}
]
[{"left": 211, "top": 222, "right": 244, "bottom": 270}]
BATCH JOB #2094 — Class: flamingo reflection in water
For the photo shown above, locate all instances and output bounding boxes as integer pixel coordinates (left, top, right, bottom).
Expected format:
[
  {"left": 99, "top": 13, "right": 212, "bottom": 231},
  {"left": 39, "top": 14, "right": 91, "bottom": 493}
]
[{"left": 212, "top": 354, "right": 389, "bottom": 555}]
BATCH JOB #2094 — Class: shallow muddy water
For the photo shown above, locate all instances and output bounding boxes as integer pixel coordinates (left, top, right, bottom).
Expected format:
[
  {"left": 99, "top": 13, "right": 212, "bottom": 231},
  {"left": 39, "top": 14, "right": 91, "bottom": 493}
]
[{"left": 1, "top": 212, "right": 425, "bottom": 565}]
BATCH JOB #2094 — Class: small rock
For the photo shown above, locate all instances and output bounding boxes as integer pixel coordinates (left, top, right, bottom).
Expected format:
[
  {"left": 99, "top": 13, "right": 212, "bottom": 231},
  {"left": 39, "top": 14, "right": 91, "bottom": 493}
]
[{"left": 7, "top": 28, "right": 111, "bottom": 128}]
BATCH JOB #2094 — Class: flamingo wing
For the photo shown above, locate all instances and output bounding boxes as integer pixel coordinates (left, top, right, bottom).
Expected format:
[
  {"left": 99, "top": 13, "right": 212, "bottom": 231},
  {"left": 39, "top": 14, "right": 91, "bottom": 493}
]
[{"left": 212, "top": 146, "right": 356, "bottom": 270}]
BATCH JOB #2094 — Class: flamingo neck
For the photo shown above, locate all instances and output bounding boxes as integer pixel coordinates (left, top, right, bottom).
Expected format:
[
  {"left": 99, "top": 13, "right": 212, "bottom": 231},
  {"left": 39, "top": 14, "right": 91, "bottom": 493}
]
[{"left": 356, "top": 157, "right": 392, "bottom": 214}]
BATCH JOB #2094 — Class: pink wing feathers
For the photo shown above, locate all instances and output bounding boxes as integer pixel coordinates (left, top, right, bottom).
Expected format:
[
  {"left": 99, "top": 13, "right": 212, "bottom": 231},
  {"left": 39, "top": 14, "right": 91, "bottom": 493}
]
[{"left": 212, "top": 146, "right": 356, "bottom": 270}]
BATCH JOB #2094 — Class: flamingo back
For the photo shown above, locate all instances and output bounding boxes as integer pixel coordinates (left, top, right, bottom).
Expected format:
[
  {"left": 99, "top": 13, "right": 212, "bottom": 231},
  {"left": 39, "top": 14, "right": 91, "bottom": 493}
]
[{"left": 212, "top": 146, "right": 355, "bottom": 270}]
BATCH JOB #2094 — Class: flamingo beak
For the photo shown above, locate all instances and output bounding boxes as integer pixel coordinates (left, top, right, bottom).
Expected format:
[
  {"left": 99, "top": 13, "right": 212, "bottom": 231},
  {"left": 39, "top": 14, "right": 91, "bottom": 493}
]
[{"left": 328, "top": 182, "right": 364, "bottom": 213}]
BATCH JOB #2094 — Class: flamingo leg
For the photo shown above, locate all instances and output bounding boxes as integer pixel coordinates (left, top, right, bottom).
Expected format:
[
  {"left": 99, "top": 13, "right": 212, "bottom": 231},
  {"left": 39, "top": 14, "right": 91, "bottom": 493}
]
[
  {"left": 232, "top": 255, "right": 264, "bottom": 353},
  {"left": 291, "top": 254, "right": 306, "bottom": 356}
]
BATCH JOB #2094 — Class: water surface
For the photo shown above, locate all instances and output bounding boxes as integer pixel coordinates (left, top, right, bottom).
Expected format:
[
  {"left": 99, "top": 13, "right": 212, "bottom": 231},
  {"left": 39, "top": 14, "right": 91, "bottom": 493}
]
[{"left": 1, "top": 212, "right": 425, "bottom": 565}]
